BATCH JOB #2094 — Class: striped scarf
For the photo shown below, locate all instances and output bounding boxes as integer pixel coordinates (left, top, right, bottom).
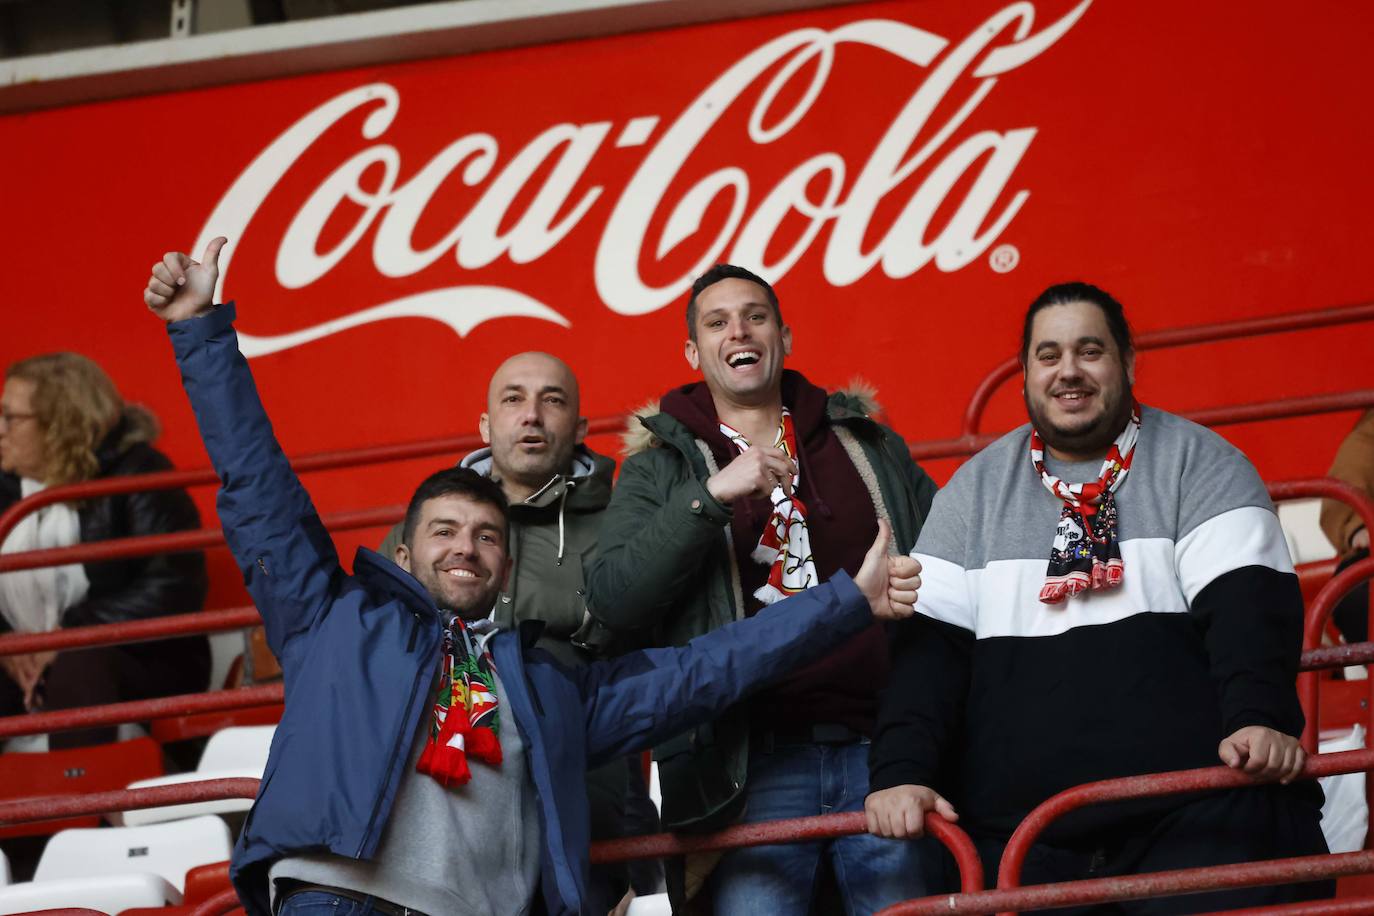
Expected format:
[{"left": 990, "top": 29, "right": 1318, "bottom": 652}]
[
  {"left": 416, "top": 614, "right": 502, "bottom": 787},
  {"left": 1031, "top": 404, "right": 1141, "bottom": 604},
  {"left": 720, "top": 409, "right": 819, "bottom": 604}
]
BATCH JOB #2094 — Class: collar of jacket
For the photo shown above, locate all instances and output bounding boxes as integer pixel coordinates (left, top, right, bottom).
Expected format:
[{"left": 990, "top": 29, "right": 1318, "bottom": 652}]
[
  {"left": 459, "top": 445, "right": 615, "bottom": 513},
  {"left": 352, "top": 546, "right": 445, "bottom": 621},
  {"left": 631, "top": 385, "right": 885, "bottom": 461}
]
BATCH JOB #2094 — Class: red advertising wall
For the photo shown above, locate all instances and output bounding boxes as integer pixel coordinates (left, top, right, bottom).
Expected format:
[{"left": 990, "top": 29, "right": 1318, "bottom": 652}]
[{"left": 3, "top": 0, "right": 1372, "bottom": 608}]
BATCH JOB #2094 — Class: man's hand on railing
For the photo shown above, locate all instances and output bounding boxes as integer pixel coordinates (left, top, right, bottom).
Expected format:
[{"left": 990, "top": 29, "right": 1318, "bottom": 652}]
[
  {"left": 864, "top": 784, "right": 958, "bottom": 839},
  {"left": 855, "top": 519, "right": 922, "bottom": 621},
  {"left": 144, "top": 236, "right": 226, "bottom": 323},
  {"left": 1219, "top": 725, "right": 1306, "bottom": 784}
]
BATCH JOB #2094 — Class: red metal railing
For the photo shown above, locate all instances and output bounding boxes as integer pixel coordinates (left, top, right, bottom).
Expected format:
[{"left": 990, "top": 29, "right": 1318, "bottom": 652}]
[
  {"left": 592, "top": 811, "right": 984, "bottom": 894},
  {"left": 871, "top": 749, "right": 1374, "bottom": 915},
  {"left": 957, "top": 300, "right": 1374, "bottom": 444},
  {"left": 0, "top": 416, "right": 631, "bottom": 548},
  {"left": 1301, "top": 557, "right": 1374, "bottom": 753},
  {"left": 1, "top": 642, "right": 1366, "bottom": 741}
]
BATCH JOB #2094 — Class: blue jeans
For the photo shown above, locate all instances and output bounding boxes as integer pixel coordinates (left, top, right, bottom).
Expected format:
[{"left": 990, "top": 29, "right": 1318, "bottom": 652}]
[
  {"left": 277, "top": 890, "right": 395, "bottom": 915},
  {"left": 708, "top": 740, "right": 944, "bottom": 915}
]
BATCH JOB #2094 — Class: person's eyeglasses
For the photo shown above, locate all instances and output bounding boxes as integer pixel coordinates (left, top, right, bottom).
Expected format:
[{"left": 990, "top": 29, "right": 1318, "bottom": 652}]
[{"left": 0, "top": 411, "right": 37, "bottom": 425}]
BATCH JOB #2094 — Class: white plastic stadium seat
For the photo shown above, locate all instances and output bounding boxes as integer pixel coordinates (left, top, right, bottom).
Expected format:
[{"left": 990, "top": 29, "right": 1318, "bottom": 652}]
[
  {"left": 34, "top": 814, "right": 232, "bottom": 893},
  {"left": 0, "top": 872, "right": 179, "bottom": 914},
  {"left": 120, "top": 725, "right": 275, "bottom": 826},
  {"left": 626, "top": 893, "right": 672, "bottom": 915},
  {"left": 0, "top": 846, "right": 9, "bottom": 886}
]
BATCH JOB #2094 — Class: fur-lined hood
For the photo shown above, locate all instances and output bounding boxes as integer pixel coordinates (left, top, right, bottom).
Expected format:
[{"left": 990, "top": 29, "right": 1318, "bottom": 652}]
[{"left": 620, "top": 380, "right": 883, "bottom": 457}]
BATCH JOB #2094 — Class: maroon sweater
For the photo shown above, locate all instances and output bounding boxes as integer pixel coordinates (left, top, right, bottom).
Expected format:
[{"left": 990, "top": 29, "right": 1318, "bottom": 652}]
[{"left": 659, "top": 371, "right": 888, "bottom": 735}]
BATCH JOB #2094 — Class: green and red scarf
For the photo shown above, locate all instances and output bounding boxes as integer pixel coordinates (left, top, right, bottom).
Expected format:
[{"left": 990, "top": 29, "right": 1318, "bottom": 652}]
[{"left": 416, "top": 615, "right": 502, "bottom": 787}]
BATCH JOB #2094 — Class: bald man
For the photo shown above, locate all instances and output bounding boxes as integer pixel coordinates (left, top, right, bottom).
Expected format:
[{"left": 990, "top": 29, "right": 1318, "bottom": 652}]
[{"left": 379, "top": 352, "right": 659, "bottom": 907}]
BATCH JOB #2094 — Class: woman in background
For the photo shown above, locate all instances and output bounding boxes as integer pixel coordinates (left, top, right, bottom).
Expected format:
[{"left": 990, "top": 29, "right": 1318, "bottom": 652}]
[
  {"left": 1322, "top": 409, "right": 1374, "bottom": 643},
  {"left": 0, "top": 352, "right": 208, "bottom": 748}
]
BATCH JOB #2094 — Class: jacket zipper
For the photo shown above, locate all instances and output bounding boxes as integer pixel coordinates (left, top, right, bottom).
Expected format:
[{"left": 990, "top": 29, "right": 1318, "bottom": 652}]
[{"left": 356, "top": 626, "right": 430, "bottom": 857}]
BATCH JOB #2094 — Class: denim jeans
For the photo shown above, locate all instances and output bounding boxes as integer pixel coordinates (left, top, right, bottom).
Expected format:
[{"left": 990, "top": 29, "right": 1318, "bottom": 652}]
[
  {"left": 277, "top": 890, "right": 394, "bottom": 915},
  {"left": 707, "top": 739, "right": 944, "bottom": 915}
]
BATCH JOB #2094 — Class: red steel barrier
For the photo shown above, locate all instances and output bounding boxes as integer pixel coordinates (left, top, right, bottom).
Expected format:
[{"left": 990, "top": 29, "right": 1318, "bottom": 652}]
[
  {"left": 913, "top": 390, "right": 1374, "bottom": 463},
  {"left": 0, "top": 505, "right": 406, "bottom": 576},
  {"left": 1, "top": 637, "right": 1366, "bottom": 738},
  {"left": 990, "top": 749, "right": 1374, "bottom": 903},
  {"left": 880, "top": 851, "right": 1374, "bottom": 915},
  {"left": 0, "top": 684, "right": 283, "bottom": 739},
  {"left": 0, "top": 777, "right": 260, "bottom": 826},
  {"left": 0, "top": 606, "right": 260, "bottom": 656},
  {"left": 959, "top": 301, "right": 1374, "bottom": 441},
  {"left": 0, "top": 415, "right": 632, "bottom": 548},
  {"left": 1300, "top": 558, "right": 1374, "bottom": 753},
  {"left": 592, "top": 810, "right": 984, "bottom": 894}
]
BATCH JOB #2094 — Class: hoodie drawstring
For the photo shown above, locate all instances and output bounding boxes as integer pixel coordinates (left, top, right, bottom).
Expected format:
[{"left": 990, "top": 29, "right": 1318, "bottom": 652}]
[{"left": 556, "top": 480, "right": 574, "bottom": 565}]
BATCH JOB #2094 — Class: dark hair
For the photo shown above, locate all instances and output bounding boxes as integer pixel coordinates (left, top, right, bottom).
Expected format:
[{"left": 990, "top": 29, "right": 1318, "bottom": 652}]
[
  {"left": 401, "top": 467, "right": 509, "bottom": 547},
  {"left": 685, "top": 264, "right": 783, "bottom": 341},
  {"left": 1021, "top": 282, "right": 1133, "bottom": 363}
]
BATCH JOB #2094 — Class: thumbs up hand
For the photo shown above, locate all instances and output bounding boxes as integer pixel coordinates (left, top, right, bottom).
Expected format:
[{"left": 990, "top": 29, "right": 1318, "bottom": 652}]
[
  {"left": 854, "top": 519, "right": 922, "bottom": 621},
  {"left": 144, "top": 236, "right": 227, "bottom": 323}
]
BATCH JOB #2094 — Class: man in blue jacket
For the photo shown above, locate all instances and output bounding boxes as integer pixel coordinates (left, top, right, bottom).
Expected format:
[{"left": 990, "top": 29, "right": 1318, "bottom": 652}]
[{"left": 143, "top": 239, "right": 924, "bottom": 916}]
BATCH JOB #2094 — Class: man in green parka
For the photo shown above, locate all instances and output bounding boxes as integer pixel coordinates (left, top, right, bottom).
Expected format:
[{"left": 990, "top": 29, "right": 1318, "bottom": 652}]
[
  {"left": 380, "top": 351, "right": 659, "bottom": 912},
  {"left": 586, "top": 265, "right": 941, "bottom": 915}
]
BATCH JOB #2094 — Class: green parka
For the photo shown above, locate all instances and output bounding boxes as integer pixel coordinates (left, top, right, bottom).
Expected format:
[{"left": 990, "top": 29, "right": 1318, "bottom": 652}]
[{"left": 586, "top": 388, "right": 937, "bottom": 832}]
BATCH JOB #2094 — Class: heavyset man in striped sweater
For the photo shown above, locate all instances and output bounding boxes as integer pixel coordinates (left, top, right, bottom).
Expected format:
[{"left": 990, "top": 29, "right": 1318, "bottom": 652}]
[{"left": 866, "top": 282, "right": 1331, "bottom": 911}]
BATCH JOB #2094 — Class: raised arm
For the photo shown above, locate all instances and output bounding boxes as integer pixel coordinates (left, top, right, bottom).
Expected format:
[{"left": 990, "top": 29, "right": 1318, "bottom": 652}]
[
  {"left": 578, "top": 522, "right": 919, "bottom": 765},
  {"left": 144, "top": 239, "right": 341, "bottom": 656}
]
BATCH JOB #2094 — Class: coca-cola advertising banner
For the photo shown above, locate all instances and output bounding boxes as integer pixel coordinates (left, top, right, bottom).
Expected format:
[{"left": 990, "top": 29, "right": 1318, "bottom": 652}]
[{"left": 3, "top": 0, "right": 1372, "bottom": 593}]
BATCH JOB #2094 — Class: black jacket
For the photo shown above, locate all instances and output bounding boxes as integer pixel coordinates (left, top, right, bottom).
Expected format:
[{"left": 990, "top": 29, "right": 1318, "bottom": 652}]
[{"left": 0, "top": 415, "right": 209, "bottom": 637}]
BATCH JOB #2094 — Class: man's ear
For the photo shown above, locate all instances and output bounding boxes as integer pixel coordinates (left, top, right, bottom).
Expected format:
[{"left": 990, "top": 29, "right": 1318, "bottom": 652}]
[
  {"left": 684, "top": 339, "right": 700, "bottom": 370},
  {"left": 479, "top": 412, "right": 491, "bottom": 445},
  {"left": 575, "top": 416, "right": 588, "bottom": 444},
  {"left": 782, "top": 324, "right": 793, "bottom": 357},
  {"left": 394, "top": 542, "right": 412, "bottom": 573},
  {"left": 1125, "top": 349, "right": 1137, "bottom": 384}
]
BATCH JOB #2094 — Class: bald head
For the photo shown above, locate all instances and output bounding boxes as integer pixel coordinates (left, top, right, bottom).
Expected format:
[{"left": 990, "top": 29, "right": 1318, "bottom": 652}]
[{"left": 479, "top": 352, "right": 587, "bottom": 502}]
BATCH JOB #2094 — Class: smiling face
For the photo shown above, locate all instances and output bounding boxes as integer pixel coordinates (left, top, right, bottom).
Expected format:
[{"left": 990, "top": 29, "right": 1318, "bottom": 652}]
[
  {"left": 684, "top": 277, "right": 792, "bottom": 408},
  {"left": 0, "top": 376, "right": 47, "bottom": 480},
  {"left": 479, "top": 352, "right": 586, "bottom": 499},
  {"left": 1023, "top": 300, "right": 1136, "bottom": 461},
  {"left": 395, "top": 493, "right": 512, "bottom": 621}
]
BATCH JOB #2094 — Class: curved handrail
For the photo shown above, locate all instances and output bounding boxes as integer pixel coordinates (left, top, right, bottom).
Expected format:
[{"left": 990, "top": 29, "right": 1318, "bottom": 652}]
[
  {"left": 1298, "top": 557, "right": 1374, "bottom": 752},
  {"left": 960, "top": 301, "right": 1374, "bottom": 439},
  {"left": 592, "top": 810, "right": 984, "bottom": 894},
  {"left": 995, "top": 749, "right": 1374, "bottom": 893}
]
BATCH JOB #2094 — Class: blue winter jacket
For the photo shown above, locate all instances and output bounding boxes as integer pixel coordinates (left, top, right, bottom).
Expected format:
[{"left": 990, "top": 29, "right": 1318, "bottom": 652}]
[{"left": 167, "top": 304, "right": 876, "bottom": 916}]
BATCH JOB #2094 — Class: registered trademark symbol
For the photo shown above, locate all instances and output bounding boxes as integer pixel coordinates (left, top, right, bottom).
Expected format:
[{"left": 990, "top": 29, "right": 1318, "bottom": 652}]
[{"left": 989, "top": 243, "right": 1020, "bottom": 273}]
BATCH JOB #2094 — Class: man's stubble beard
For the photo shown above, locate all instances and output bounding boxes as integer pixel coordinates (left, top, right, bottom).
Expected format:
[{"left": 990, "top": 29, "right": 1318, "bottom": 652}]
[{"left": 1025, "top": 374, "right": 1135, "bottom": 459}]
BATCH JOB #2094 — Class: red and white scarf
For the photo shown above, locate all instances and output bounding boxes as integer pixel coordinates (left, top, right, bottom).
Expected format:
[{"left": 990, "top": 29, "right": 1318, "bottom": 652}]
[
  {"left": 416, "top": 615, "right": 502, "bottom": 787},
  {"left": 1030, "top": 404, "right": 1141, "bottom": 604},
  {"left": 720, "top": 409, "right": 819, "bottom": 604}
]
